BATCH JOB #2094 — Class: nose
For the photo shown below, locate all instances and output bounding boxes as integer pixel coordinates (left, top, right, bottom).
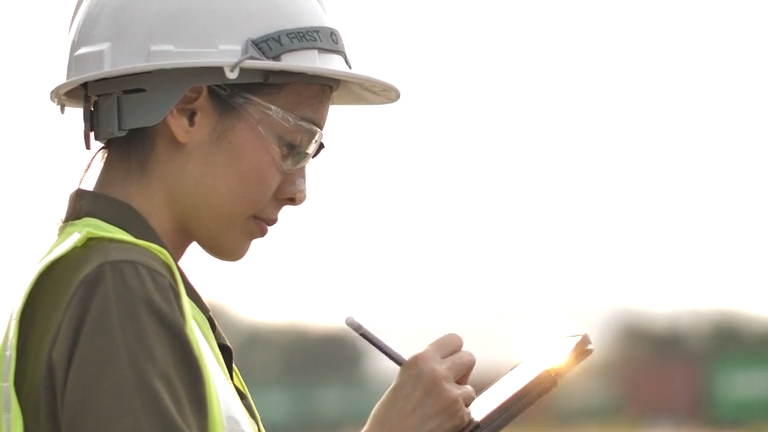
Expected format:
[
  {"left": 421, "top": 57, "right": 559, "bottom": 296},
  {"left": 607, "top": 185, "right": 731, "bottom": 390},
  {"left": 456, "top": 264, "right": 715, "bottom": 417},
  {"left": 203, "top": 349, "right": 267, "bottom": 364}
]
[
  {"left": 290, "top": 178, "right": 307, "bottom": 205},
  {"left": 278, "top": 169, "right": 307, "bottom": 206}
]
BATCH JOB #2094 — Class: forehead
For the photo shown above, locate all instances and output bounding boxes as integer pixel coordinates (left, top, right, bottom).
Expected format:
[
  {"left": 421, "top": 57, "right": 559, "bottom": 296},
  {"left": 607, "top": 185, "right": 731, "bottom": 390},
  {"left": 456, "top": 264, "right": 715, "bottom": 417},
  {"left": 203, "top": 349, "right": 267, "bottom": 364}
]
[{"left": 258, "top": 83, "right": 332, "bottom": 130}]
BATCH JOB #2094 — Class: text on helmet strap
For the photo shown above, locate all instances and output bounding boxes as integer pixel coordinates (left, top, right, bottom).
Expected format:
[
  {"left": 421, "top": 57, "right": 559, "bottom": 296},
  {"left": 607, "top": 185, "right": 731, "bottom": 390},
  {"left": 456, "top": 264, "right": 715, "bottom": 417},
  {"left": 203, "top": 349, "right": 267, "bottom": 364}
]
[{"left": 245, "top": 26, "right": 351, "bottom": 70}]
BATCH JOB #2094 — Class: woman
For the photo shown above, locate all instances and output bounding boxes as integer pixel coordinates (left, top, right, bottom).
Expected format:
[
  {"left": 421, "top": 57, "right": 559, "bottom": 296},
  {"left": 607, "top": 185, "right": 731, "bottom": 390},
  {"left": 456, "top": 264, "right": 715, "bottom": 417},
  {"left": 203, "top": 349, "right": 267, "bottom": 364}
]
[{"left": 0, "top": 0, "right": 478, "bottom": 432}]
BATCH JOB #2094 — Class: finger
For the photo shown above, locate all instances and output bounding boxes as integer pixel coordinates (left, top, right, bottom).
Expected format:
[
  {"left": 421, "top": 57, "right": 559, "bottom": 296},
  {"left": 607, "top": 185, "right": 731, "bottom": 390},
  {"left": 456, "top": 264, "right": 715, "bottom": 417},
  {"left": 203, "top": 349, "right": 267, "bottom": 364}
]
[
  {"left": 458, "top": 384, "right": 477, "bottom": 407},
  {"left": 457, "top": 406, "right": 474, "bottom": 432},
  {"left": 445, "top": 350, "right": 477, "bottom": 383},
  {"left": 425, "top": 333, "right": 464, "bottom": 359}
]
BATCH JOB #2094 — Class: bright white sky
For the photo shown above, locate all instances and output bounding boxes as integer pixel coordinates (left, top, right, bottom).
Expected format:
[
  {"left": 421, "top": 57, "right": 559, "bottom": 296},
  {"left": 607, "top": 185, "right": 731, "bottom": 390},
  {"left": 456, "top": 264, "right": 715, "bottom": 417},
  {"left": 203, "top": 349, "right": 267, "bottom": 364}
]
[{"left": 1, "top": 0, "right": 767, "bottom": 364}]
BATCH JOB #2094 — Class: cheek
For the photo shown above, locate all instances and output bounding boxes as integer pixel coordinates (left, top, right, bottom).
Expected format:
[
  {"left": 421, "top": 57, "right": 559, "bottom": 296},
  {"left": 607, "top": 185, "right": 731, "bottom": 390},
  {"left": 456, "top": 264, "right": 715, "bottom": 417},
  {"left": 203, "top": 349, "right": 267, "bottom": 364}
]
[{"left": 219, "top": 132, "right": 283, "bottom": 207}]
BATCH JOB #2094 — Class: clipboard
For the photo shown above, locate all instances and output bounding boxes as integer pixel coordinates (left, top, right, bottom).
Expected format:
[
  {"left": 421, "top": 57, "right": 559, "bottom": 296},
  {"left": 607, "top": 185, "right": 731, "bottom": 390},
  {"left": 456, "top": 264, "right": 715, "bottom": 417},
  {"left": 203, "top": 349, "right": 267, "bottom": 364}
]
[{"left": 460, "top": 333, "right": 594, "bottom": 432}]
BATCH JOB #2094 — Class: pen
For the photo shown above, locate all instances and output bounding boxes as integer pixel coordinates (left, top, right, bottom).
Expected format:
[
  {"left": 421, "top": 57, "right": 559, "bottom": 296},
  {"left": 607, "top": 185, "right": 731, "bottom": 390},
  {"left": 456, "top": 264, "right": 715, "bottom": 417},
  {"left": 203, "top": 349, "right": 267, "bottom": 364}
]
[{"left": 345, "top": 316, "right": 406, "bottom": 367}]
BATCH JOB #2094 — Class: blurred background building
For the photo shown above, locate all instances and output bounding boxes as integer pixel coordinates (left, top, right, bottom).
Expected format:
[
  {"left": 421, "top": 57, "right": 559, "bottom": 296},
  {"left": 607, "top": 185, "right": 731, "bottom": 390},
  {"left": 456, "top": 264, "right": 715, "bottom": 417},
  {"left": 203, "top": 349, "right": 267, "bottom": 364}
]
[{"left": 210, "top": 303, "right": 768, "bottom": 432}]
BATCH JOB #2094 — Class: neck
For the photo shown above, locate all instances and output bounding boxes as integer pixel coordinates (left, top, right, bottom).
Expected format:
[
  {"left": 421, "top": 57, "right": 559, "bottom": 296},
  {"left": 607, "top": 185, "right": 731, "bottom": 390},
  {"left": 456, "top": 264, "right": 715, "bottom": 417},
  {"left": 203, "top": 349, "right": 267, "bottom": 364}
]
[{"left": 93, "top": 162, "right": 191, "bottom": 261}]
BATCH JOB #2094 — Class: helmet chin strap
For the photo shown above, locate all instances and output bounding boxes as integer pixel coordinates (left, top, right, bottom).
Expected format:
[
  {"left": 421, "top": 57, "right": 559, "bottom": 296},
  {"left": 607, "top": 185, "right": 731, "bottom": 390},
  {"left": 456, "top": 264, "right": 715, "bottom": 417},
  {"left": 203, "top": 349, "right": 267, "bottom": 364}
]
[{"left": 78, "top": 145, "right": 107, "bottom": 188}]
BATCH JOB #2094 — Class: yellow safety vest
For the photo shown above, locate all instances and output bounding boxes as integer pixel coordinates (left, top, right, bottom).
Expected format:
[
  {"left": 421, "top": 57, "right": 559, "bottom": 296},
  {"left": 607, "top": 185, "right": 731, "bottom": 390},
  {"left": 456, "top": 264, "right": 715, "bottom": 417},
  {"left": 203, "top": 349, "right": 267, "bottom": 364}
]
[{"left": 0, "top": 217, "right": 265, "bottom": 432}]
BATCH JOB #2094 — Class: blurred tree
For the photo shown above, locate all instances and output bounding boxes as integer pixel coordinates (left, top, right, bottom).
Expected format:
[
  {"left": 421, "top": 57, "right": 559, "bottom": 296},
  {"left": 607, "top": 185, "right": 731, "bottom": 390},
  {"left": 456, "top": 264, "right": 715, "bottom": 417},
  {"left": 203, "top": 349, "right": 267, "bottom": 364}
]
[
  {"left": 708, "top": 321, "right": 748, "bottom": 353},
  {"left": 236, "top": 329, "right": 287, "bottom": 383},
  {"left": 282, "top": 330, "right": 365, "bottom": 382},
  {"left": 605, "top": 308, "right": 768, "bottom": 361},
  {"left": 209, "top": 301, "right": 253, "bottom": 346},
  {"left": 207, "top": 302, "right": 365, "bottom": 384}
]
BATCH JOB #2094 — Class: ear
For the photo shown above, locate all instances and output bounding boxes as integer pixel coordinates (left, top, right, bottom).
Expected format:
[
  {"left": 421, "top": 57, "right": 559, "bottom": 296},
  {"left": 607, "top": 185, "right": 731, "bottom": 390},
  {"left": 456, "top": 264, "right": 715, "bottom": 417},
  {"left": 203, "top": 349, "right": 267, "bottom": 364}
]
[{"left": 164, "top": 86, "right": 209, "bottom": 145}]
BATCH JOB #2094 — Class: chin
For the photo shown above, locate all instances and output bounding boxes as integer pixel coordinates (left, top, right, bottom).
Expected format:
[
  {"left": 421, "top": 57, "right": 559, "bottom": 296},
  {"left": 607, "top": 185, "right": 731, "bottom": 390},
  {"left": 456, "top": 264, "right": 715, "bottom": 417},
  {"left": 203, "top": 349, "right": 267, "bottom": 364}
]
[{"left": 199, "top": 240, "right": 252, "bottom": 262}]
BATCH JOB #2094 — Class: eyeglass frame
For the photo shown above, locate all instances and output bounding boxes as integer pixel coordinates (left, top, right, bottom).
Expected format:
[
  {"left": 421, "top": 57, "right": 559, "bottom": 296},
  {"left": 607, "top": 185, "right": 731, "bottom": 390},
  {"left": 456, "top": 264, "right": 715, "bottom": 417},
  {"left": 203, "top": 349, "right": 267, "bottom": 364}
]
[{"left": 210, "top": 84, "right": 326, "bottom": 172}]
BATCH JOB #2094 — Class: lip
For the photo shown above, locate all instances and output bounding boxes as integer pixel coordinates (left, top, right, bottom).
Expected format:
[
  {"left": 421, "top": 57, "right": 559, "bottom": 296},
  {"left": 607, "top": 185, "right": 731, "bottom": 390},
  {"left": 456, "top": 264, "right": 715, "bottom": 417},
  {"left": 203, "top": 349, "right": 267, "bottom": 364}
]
[
  {"left": 253, "top": 216, "right": 278, "bottom": 227},
  {"left": 250, "top": 217, "right": 269, "bottom": 236}
]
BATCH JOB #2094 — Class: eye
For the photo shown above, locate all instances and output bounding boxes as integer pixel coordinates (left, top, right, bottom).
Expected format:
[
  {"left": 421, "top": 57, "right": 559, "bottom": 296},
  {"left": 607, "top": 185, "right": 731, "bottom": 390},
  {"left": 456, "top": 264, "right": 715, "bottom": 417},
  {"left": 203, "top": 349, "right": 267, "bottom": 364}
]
[{"left": 278, "top": 140, "right": 299, "bottom": 158}]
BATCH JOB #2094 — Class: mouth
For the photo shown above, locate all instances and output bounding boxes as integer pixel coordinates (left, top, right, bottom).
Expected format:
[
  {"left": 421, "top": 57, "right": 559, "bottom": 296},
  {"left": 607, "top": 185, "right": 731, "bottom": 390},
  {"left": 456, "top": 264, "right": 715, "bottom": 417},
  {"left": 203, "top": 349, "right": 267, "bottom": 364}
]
[{"left": 253, "top": 216, "right": 278, "bottom": 227}]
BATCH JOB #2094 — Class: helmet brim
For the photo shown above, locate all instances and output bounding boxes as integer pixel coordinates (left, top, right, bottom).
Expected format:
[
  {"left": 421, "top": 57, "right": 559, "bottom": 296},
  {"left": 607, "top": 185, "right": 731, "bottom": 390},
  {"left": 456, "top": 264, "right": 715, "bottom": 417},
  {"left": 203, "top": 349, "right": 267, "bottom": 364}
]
[{"left": 51, "top": 60, "right": 400, "bottom": 108}]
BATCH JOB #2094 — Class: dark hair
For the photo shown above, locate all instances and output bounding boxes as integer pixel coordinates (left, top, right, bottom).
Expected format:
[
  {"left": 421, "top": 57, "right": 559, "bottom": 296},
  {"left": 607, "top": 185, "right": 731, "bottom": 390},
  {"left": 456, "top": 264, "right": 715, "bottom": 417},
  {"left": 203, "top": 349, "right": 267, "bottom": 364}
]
[{"left": 100, "top": 82, "right": 285, "bottom": 172}]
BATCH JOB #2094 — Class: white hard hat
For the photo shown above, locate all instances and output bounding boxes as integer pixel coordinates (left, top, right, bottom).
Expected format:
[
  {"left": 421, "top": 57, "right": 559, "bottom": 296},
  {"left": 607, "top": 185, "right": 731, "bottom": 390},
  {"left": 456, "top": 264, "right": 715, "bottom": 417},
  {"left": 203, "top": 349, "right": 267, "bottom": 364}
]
[{"left": 53, "top": 0, "right": 400, "bottom": 147}]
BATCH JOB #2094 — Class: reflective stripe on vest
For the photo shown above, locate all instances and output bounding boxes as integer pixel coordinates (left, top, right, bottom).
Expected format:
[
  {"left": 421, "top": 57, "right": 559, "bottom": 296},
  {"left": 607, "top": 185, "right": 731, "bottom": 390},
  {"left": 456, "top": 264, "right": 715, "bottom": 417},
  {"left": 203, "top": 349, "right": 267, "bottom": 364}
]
[{"left": 0, "top": 217, "right": 265, "bottom": 432}]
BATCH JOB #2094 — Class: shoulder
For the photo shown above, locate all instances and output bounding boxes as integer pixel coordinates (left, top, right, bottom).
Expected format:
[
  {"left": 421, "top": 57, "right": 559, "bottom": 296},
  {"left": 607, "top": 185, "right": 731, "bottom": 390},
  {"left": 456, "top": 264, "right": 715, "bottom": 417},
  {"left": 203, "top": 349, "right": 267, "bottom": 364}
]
[
  {"left": 43, "top": 237, "right": 175, "bottom": 290},
  {"left": 37, "top": 236, "right": 181, "bottom": 300},
  {"left": 22, "top": 237, "right": 185, "bottom": 345},
  {"left": 17, "top": 239, "right": 210, "bottom": 432}
]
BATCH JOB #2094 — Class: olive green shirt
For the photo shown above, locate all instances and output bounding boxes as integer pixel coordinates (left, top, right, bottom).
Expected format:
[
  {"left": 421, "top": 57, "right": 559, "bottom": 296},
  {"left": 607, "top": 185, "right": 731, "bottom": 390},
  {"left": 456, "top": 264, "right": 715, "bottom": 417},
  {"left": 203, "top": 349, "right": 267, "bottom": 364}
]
[{"left": 15, "top": 189, "right": 258, "bottom": 432}]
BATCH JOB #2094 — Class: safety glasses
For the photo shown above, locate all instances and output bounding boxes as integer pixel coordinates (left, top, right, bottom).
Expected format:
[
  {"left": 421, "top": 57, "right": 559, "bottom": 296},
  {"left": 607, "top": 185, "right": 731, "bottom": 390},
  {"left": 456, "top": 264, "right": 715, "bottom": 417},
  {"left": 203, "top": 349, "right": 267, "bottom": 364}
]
[{"left": 210, "top": 85, "right": 325, "bottom": 172}]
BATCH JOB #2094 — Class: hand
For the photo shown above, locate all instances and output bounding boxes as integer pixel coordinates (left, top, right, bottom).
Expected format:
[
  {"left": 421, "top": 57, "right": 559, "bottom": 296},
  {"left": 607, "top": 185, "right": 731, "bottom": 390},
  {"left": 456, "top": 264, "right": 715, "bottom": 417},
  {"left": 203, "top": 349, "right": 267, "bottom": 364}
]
[{"left": 364, "top": 333, "right": 477, "bottom": 432}]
